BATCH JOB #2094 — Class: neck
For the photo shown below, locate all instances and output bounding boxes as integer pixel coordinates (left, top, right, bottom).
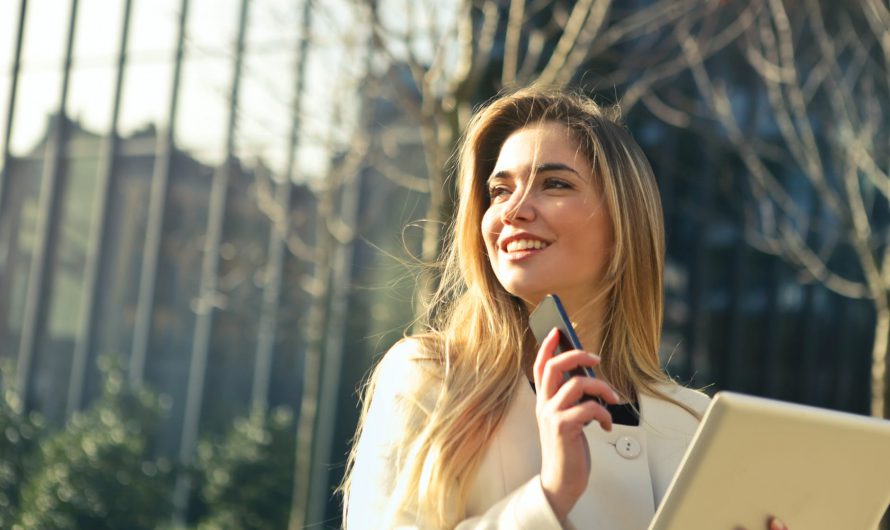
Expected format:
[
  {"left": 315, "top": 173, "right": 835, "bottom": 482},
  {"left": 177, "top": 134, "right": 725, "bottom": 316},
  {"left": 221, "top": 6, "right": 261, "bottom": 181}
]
[
  {"left": 550, "top": 291, "right": 609, "bottom": 354},
  {"left": 571, "top": 303, "right": 607, "bottom": 354},
  {"left": 523, "top": 292, "right": 609, "bottom": 376}
]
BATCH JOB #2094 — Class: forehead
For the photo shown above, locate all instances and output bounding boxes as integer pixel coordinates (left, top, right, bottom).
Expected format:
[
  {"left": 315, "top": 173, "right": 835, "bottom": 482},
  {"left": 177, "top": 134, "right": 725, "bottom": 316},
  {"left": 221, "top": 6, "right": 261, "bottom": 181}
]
[{"left": 491, "top": 121, "right": 587, "bottom": 174}]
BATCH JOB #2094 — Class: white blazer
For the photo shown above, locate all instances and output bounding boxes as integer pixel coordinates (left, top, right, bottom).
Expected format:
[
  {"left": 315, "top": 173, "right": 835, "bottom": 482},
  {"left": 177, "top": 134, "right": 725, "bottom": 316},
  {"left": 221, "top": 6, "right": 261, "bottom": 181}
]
[{"left": 346, "top": 341, "right": 711, "bottom": 529}]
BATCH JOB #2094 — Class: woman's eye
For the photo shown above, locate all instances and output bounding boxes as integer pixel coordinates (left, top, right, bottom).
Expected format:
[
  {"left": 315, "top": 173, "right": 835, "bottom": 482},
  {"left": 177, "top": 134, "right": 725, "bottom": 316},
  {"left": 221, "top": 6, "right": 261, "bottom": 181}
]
[
  {"left": 488, "top": 186, "right": 510, "bottom": 200},
  {"left": 543, "top": 177, "right": 572, "bottom": 190}
]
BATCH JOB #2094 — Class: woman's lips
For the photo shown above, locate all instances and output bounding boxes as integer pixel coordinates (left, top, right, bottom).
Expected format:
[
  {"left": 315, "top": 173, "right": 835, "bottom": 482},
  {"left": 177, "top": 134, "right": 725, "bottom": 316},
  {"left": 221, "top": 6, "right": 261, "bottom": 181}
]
[
  {"left": 505, "top": 239, "right": 547, "bottom": 252},
  {"left": 501, "top": 245, "right": 547, "bottom": 261},
  {"left": 497, "top": 236, "right": 551, "bottom": 262}
]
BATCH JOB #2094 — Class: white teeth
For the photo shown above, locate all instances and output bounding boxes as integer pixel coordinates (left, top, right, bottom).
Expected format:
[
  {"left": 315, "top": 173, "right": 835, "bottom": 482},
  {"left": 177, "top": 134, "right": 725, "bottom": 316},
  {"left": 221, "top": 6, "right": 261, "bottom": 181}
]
[{"left": 505, "top": 239, "right": 548, "bottom": 252}]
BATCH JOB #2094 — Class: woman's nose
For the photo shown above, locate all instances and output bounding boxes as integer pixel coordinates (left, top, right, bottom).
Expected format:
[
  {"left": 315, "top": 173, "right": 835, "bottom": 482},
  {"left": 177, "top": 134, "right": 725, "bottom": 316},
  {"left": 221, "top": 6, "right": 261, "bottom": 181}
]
[{"left": 501, "top": 192, "right": 536, "bottom": 223}]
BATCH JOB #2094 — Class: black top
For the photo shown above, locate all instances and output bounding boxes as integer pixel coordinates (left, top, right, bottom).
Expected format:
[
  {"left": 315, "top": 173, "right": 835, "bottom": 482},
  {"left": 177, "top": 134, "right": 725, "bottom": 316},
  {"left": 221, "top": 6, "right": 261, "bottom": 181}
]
[{"left": 606, "top": 401, "right": 640, "bottom": 426}]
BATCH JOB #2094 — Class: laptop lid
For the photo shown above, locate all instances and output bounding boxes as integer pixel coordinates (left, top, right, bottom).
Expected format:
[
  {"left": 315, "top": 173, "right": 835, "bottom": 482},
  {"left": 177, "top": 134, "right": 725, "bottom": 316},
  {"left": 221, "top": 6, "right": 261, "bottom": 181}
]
[{"left": 649, "top": 391, "right": 890, "bottom": 530}]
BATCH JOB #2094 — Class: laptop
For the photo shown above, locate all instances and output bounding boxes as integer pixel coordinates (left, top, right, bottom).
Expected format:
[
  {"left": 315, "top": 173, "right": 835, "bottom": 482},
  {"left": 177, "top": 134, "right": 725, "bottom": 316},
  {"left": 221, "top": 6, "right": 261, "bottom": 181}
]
[{"left": 649, "top": 391, "right": 890, "bottom": 530}]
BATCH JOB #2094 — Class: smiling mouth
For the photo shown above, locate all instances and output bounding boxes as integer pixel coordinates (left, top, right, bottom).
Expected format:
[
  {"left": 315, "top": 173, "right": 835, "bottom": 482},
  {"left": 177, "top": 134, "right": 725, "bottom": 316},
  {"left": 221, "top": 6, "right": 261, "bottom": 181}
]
[{"left": 503, "top": 239, "right": 550, "bottom": 254}]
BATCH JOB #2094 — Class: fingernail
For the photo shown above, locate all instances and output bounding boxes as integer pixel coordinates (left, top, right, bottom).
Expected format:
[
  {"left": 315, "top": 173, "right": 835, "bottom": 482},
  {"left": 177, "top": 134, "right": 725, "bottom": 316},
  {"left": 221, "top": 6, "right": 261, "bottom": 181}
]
[{"left": 587, "top": 352, "right": 600, "bottom": 361}]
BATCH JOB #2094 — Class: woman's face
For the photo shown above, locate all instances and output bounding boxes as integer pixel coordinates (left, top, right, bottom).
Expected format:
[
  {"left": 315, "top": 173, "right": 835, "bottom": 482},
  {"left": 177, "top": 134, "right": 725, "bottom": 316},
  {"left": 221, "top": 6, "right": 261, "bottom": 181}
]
[{"left": 480, "top": 121, "right": 613, "bottom": 312}]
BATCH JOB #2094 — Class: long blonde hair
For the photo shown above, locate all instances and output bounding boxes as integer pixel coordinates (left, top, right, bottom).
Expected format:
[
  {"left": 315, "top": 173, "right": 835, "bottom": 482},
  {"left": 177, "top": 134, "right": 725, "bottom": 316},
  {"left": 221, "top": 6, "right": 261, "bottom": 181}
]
[{"left": 341, "top": 86, "right": 697, "bottom": 528}]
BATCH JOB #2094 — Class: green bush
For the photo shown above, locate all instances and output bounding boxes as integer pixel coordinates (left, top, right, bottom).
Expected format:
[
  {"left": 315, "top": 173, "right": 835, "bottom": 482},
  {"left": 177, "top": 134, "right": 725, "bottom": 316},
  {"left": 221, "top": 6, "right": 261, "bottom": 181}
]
[
  {"left": 0, "top": 384, "right": 44, "bottom": 529},
  {"left": 192, "top": 407, "right": 295, "bottom": 530},
  {"left": 1, "top": 354, "right": 298, "bottom": 528},
  {"left": 14, "top": 355, "right": 174, "bottom": 530}
]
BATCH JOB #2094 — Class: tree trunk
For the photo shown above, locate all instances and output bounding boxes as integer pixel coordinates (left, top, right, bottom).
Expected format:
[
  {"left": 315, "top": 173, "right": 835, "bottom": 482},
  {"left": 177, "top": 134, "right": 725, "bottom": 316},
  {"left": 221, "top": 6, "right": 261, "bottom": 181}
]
[
  {"left": 871, "top": 303, "right": 889, "bottom": 419},
  {"left": 413, "top": 102, "right": 454, "bottom": 322},
  {"left": 289, "top": 185, "right": 333, "bottom": 530}
]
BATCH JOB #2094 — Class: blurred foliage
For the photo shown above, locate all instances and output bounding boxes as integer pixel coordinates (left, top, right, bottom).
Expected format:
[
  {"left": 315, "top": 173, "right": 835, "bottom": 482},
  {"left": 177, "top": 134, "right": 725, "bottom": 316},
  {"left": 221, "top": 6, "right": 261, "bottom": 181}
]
[
  {"left": 0, "top": 354, "right": 297, "bottom": 528},
  {"left": 190, "top": 407, "right": 296, "bottom": 530},
  {"left": 13, "top": 354, "right": 174, "bottom": 529},
  {"left": 0, "top": 361, "right": 45, "bottom": 529}
]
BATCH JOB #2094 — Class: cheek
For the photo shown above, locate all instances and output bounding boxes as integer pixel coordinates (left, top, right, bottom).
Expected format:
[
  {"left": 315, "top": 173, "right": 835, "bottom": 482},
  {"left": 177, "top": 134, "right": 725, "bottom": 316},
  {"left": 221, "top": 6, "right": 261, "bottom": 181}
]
[
  {"left": 580, "top": 217, "right": 614, "bottom": 270},
  {"left": 480, "top": 209, "right": 500, "bottom": 249}
]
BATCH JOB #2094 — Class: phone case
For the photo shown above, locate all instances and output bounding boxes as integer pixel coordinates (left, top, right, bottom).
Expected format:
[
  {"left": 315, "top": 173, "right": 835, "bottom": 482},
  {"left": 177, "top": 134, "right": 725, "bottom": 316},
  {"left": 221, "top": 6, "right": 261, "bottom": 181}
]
[{"left": 528, "top": 294, "right": 599, "bottom": 387}]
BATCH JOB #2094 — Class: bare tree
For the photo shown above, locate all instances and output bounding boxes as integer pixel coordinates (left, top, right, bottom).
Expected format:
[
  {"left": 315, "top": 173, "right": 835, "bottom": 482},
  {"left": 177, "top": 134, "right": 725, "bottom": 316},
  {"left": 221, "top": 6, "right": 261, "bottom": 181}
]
[
  {"left": 678, "top": 0, "right": 890, "bottom": 418},
  {"left": 288, "top": 98, "right": 372, "bottom": 530},
  {"left": 358, "top": 0, "right": 756, "bottom": 311}
]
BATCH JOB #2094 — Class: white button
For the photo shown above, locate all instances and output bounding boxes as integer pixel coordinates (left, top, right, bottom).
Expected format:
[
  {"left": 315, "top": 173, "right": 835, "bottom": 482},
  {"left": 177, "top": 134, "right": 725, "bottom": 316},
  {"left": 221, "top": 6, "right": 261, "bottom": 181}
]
[{"left": 615, "top": 435, "right": 641, "bottom": 459}]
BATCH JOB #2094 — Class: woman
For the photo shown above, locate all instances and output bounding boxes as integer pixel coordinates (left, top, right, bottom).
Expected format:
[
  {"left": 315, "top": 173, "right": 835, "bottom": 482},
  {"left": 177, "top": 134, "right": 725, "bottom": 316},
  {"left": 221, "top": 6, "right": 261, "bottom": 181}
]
[{"left": 341, "top": 87, "right": 787, "bottom": 530}]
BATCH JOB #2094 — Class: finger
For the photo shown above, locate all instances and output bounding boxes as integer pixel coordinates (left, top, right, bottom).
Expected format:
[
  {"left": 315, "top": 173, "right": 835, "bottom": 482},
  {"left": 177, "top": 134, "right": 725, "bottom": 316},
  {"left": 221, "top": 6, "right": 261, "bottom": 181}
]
[
  {"left": 540, "top": 351, "right": 603, "bottom": 400},
  {"left": 558, "top": 399, "right": 614, "bottom": 432},
  {"left": 545, "top": 349, "right": 602, "bottom": 376},
  {"left": 768, "top": 517, "right": 788, "bottom": 530},
  {"left": 533, "top": 328, "right": 560, "bottom": 392},
  {"left": 551, "top": 375, "right": 620, "bottom": 410}
]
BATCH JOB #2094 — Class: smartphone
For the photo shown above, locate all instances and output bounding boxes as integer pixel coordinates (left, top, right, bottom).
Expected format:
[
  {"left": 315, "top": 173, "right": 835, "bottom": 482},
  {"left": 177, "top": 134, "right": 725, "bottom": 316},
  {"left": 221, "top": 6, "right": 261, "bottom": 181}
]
[{"left": 529, "top": 294, "right": 601, "bottom": 403}]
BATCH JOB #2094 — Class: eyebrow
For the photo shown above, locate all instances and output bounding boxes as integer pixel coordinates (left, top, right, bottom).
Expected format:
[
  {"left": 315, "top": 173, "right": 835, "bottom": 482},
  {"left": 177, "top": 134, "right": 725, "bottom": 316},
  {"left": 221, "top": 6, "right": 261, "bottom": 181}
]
[{"left": 486, "top": 162, "right": 580, "bottom": 185}]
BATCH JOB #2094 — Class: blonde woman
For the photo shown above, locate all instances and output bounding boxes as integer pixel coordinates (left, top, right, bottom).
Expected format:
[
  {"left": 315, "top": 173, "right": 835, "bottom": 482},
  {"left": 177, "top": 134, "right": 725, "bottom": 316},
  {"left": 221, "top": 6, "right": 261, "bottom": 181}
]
[{"left": 341, "top": 87, "right": 787, "bottom": 530}]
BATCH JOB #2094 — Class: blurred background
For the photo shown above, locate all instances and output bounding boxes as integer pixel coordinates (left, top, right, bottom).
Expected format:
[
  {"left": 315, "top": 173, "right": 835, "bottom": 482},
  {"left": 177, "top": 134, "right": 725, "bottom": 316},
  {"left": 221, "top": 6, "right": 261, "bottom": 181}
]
[{"left": 0, "top": 0, "right": 888, "bottom": 528}]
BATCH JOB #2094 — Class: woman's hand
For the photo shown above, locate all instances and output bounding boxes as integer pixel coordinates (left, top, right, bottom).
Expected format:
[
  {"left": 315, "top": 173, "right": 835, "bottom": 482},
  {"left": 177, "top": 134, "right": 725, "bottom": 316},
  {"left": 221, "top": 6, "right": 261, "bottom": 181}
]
[
  {"left": 532, "top": 328, "right": 620, "bottom": 522},
  {"left": 767, "top": 517, "right": 788, "bottom": 530},
  {"left": 740, "top": 516, "right": 788, "bottom": 530}
]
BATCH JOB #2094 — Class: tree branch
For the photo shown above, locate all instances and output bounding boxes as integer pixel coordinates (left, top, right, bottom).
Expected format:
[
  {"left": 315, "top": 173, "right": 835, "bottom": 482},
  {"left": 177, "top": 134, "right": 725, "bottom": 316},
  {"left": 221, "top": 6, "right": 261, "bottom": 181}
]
[
  {"left": 502, "top": 0, "right": 526, "bottom": 86},
  {"left": 621, "top": 1, "right": 755, "bottom": 112},
  {"left": 534, "top": 0, "right": 607, "bottom": 86},
  {"left": 679, "top": 23, "right": 807, "bottom": 227},
  {"left": 778, "top": 219, "right": 870, "bottom": 299},
  {"left": 547, "top": 0, "right": 612, "bottom": 86},
  {"left": 370, "top": 152, "right": 430, "bottom": 193}
]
